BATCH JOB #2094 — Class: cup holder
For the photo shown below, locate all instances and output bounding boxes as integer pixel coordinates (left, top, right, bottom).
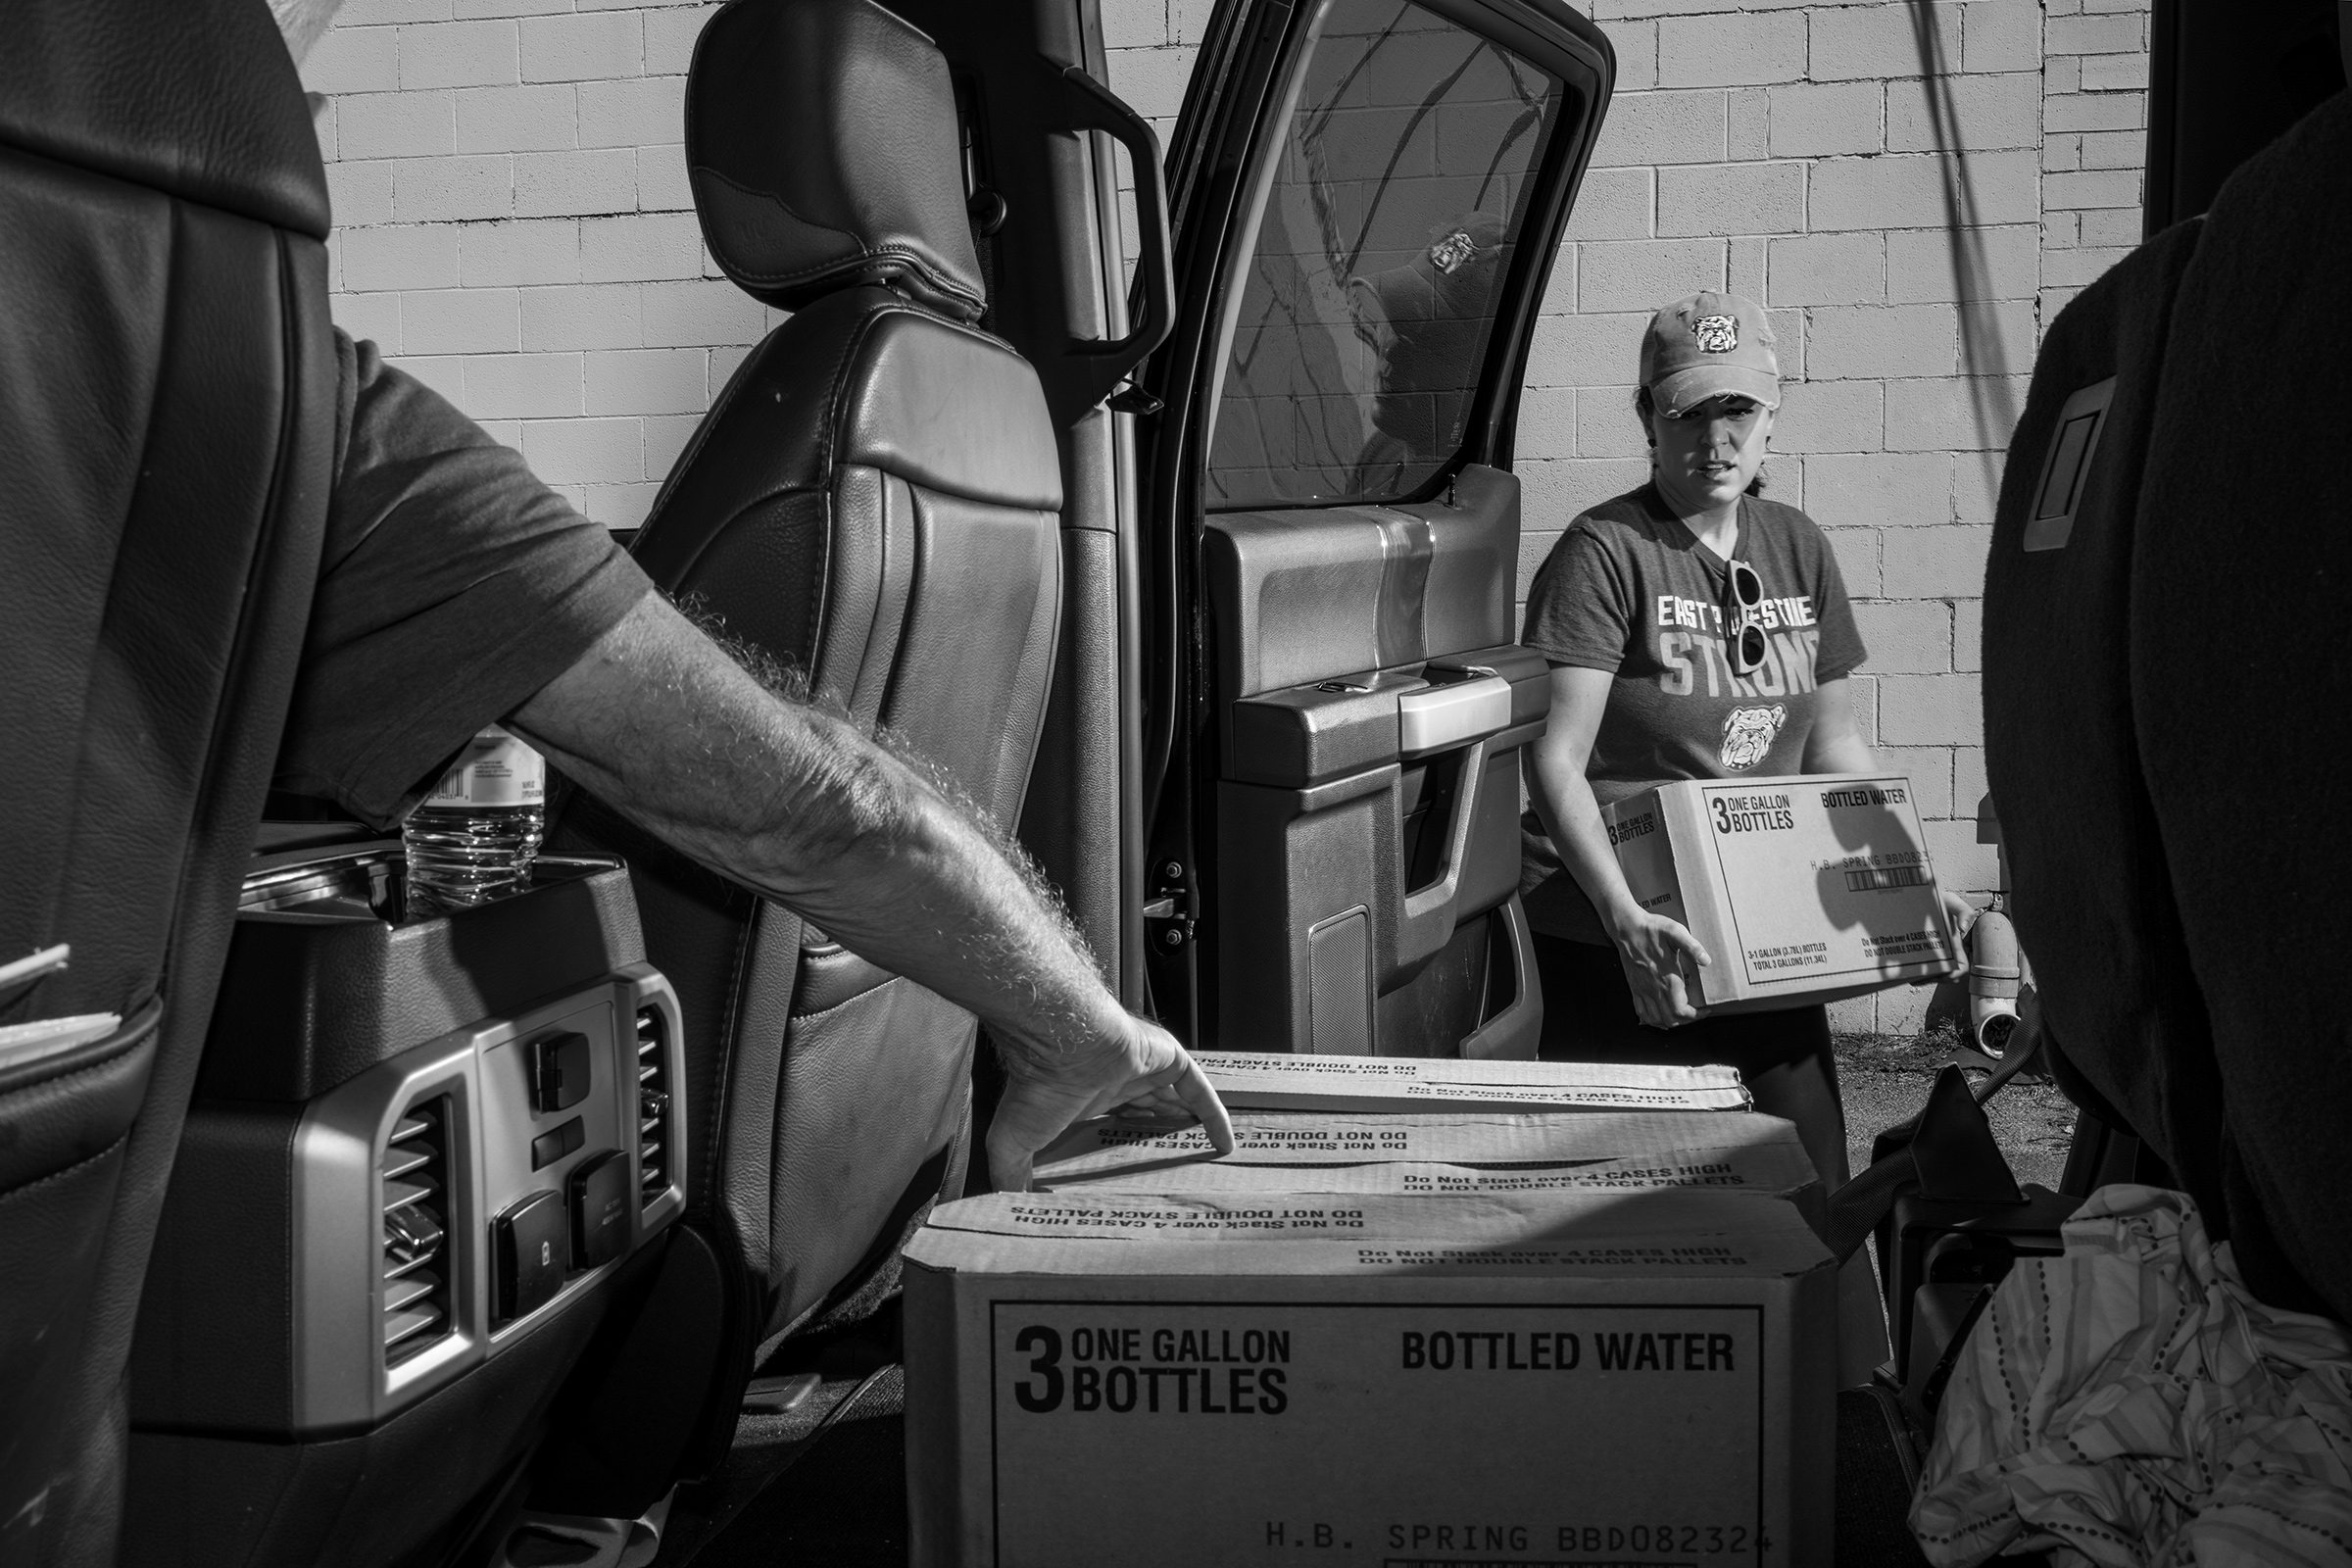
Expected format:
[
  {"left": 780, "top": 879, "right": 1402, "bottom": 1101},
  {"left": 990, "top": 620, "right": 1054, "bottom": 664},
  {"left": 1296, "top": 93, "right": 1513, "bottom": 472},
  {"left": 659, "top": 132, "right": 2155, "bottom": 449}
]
[{"left": 239, "top": 844, "right": 617, "bottom": 925}]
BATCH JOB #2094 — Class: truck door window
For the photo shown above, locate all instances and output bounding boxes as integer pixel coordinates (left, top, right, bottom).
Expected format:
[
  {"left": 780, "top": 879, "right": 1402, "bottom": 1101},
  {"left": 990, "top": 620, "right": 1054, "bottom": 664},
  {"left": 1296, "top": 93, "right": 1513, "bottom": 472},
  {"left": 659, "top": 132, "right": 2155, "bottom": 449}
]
[{"left": 1204, "top": 0, "right": 1563, "bottom": 511}]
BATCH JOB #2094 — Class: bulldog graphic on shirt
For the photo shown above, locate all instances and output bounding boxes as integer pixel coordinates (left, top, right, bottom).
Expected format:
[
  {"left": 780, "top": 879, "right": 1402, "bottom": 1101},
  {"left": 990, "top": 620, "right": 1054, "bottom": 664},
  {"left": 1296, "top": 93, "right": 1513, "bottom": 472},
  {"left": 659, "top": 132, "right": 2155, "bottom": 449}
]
[{"left": 1719, "top": 704, "right": 1787, "bottom": 770}]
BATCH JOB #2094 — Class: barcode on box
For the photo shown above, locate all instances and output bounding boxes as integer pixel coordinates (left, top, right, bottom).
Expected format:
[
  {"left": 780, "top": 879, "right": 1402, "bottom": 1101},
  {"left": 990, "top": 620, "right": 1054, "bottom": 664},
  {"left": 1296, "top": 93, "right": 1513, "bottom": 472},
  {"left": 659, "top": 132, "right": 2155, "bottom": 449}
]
[{"left": 1843, "top": 865, "right": 1926, "bottom": 893}]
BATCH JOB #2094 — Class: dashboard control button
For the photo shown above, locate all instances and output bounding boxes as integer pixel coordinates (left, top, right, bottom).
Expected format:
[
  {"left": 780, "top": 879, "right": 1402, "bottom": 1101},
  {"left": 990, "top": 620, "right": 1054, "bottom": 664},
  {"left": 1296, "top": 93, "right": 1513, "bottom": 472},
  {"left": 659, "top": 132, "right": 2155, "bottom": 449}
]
[
  {"left": 530, "top": 1115, "right": 584, "bottom": 1170},
  {"left": 569, "top": 1152, "right": 631, "bottom": 1269},
  {"left": 494, "top": 1191, "right": 566, "bottom": 1322},
  {"left": 533, "top": 1031, "right": 592, "bottom": 1112}
]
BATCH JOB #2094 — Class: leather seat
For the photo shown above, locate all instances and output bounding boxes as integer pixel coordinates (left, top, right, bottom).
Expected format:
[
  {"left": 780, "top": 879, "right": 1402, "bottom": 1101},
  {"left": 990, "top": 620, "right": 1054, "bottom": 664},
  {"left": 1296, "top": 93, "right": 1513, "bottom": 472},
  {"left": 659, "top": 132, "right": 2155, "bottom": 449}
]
[
  {"left": 1984, "top": 96, "right": 2352, "bottom": 1324},
  {"left": 557, "top": 0, "right": 1063, "bottom": 1400},
  {"left": 0, "top": 1, "right": 334, "bottom": 1559}
]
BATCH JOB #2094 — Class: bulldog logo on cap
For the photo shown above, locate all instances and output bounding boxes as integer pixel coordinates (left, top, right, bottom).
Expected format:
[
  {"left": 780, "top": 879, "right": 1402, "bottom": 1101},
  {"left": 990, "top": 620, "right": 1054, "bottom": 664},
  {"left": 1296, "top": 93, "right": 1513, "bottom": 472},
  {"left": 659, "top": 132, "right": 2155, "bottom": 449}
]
[
  {"left": 1690, "top": 314, "right": 1740, "bottom": 354},
  {"left": 1428, "top": 228, "right": 1478, "bottom": 275}
]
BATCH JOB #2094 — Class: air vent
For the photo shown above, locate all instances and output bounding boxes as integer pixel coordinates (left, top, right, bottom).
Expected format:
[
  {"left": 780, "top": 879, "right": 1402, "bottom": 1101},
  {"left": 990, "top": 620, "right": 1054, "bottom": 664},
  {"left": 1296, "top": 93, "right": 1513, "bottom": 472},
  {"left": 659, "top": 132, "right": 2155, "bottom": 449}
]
[
  {"left": 382, "top": 1097, "right": 452, "bottom": 1364},
  {"left": 635, "top": 1006, "right": 670, "bottom": 1210}
]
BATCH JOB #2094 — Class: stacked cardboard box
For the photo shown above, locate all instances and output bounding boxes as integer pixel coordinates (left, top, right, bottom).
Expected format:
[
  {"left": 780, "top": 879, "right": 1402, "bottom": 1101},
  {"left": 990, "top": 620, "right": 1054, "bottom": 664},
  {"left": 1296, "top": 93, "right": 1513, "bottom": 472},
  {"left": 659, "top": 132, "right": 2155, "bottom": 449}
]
[{"left": 905, "top": 1057, "right": 1836, "bottom": 1568}]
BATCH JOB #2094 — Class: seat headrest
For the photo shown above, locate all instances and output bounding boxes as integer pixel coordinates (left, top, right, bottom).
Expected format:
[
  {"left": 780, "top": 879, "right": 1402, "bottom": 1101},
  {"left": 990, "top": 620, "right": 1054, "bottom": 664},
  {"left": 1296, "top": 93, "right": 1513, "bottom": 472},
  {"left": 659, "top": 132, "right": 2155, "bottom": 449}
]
[
  {"left": 687, "top": 0, "right": 986, "bottom": 321},
  {"left": 0, "top": 0, "right": 329, "bottom": 238}
]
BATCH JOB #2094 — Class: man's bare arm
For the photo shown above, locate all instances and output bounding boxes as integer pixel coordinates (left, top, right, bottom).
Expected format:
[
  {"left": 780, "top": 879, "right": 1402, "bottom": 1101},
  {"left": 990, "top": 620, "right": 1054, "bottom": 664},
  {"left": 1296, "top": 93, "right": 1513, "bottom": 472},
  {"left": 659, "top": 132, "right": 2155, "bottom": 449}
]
[{"left": 508, "top": 593, "right": 1232, "bottom": 1186}]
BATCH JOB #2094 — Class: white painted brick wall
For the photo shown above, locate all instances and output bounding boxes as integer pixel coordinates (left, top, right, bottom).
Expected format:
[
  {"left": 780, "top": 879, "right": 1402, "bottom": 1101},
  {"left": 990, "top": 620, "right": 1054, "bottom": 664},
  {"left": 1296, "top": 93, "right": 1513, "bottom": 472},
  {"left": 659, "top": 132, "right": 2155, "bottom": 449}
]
[
  {"left": 304, "top": 0, "right": 2149, "bottom": 1030},
  {"left": 306, "top": 0, "right": 769, "bottom": 527}
]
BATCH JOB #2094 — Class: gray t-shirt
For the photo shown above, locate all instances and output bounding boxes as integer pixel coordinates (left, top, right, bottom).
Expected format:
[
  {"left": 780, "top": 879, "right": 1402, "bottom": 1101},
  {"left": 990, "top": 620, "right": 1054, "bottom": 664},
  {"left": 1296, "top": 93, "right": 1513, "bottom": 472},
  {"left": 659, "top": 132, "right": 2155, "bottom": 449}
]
[
  {"left": 1519, "top": 482, "right": 1866, "bottom": 942},
  {"left": 271, "top": 333, "right": 654, "bottom": 827}
]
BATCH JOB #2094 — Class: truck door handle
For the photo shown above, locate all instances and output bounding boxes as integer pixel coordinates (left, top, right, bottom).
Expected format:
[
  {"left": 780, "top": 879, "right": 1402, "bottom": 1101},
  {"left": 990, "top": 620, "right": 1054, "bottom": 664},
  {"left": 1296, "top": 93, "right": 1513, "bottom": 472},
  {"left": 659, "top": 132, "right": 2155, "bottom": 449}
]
[
  {"left": 1045, "top": 62, "right": 1176, "bottom": 418},
  {"left": 1396, "top": 675, "right": 1511, "bottom": 759}
]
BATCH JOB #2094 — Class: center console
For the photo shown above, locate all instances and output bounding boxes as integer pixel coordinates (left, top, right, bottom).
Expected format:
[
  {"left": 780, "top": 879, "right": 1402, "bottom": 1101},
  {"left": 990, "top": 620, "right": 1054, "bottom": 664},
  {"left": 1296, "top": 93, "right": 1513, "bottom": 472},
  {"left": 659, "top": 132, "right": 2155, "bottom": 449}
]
[{"left": 126, "top": 844, "right": 687, "bottom": 1565}]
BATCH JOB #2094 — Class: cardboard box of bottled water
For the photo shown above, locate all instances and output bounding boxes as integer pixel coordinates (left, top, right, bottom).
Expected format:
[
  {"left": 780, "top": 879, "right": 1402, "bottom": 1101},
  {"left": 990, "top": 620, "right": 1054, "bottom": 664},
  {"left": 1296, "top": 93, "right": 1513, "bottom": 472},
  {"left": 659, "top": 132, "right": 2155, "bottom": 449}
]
[
  {"left": 1193, "top": 1054, "right": 1752, "bottom": 1113},
  {"left": 1601, "top": 771, "right": 1963, "bottom": 1012},
  {"left": 1030, "top": 1106, "right": 1818, "bottom": 1202},
  {"left": 903, "top": 1183, "right": 1835, "bottom": 1568}
]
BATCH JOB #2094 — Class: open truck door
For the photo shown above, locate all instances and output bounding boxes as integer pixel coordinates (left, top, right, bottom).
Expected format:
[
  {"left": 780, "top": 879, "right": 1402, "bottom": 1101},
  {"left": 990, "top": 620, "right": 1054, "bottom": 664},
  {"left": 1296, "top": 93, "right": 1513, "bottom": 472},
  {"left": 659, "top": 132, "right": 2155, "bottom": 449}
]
[{"left": 1138, "top": 0, "right": 1615, "bottom": 1057}]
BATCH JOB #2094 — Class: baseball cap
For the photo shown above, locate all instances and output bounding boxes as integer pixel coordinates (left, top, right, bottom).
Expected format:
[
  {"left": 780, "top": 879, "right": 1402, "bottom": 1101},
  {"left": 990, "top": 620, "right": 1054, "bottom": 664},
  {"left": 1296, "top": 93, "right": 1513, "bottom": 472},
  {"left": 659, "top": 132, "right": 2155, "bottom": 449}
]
[
  {"left": 1638, "top": 291, "right": 1780, "bottom": 416},
  {"left": 1348, "top": 213, "right": 1509, "bottom": 342}
]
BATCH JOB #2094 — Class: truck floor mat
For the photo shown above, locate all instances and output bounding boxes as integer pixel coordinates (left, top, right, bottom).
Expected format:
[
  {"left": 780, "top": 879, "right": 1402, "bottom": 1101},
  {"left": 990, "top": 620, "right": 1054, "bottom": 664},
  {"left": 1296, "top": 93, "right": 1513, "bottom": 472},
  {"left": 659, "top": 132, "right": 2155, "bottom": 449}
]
[
  {"left": 1834, "top": 1384, "right": 2054, "bottom": 1566},
  {"left": 676, "top": 1365, "right": 906, "bottom": 1566},
  {"left": 650, "top": 1366, "right": 883, "bottom": 1564},
  {"left": 1838, "top": 1385, "right": 1930, "bottom": 1567}
]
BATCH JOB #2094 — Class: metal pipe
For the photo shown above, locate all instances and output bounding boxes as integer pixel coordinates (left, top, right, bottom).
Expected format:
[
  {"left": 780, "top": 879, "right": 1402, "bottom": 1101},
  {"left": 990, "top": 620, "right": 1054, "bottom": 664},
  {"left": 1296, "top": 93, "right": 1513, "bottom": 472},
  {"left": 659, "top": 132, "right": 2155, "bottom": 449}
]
[{"left": 1966, "top": 904, "right": 2024, "bottom": 1058}]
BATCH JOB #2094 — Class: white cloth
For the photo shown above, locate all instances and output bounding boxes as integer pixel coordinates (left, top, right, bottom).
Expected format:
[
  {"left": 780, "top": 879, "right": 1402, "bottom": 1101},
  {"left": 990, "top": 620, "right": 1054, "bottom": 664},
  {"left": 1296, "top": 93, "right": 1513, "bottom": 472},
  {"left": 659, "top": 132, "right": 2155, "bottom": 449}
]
[{"left": 1912, "top": 1184, "right": 2352, "bottom": 1567}]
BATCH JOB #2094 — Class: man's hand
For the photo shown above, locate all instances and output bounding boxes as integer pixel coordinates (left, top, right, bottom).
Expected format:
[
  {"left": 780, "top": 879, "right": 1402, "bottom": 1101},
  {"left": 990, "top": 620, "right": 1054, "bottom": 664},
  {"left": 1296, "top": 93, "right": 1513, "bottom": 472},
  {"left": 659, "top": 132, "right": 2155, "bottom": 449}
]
[
  {"left": 1609, "top": 908, "right": 1712, "bottom": 1030},
  {"left": 987, "top": 1017, "right": 1236, "bottom": 1193}
]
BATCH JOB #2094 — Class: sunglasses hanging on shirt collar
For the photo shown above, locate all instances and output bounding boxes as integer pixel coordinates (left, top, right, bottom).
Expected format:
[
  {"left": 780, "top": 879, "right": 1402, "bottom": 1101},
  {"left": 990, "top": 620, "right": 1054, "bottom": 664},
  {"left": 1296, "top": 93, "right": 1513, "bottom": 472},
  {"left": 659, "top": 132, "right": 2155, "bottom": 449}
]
[{"left": 1723, "top": 559, "right": 1769, "bottom": 675}]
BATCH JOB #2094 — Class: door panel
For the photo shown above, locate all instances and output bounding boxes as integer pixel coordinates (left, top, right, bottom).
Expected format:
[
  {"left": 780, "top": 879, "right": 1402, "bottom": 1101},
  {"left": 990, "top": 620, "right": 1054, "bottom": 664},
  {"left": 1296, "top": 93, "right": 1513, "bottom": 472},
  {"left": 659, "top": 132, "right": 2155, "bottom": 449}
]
[
  {"left": 1205, "top": 459, "right": 1519, "bottom": 713},
  {"left": 1148, "top": 0, "right": 1610, "bottom": 1054},
  {"left": 1206, "top": 464, "right": 1548, "bottom": 1053}
]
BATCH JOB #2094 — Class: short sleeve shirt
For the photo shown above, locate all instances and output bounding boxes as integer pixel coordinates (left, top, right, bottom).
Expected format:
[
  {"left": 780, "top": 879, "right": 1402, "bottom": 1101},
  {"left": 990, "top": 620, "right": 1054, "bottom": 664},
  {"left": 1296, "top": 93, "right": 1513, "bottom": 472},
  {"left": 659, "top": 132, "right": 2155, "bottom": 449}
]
[
  {"left": 270, "top": 333, "right": 655, "bottom": 827},
  {"left": 1519, "top": 482, "right": 1865, "bottom": 941}
]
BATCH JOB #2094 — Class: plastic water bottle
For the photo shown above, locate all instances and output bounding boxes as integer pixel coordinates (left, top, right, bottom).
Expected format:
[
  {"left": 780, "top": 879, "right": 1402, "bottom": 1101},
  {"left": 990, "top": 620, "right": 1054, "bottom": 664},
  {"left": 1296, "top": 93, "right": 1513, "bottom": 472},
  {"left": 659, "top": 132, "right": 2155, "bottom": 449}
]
[{"left": 403, "top": 725, "right": 546, "bottom": 916}]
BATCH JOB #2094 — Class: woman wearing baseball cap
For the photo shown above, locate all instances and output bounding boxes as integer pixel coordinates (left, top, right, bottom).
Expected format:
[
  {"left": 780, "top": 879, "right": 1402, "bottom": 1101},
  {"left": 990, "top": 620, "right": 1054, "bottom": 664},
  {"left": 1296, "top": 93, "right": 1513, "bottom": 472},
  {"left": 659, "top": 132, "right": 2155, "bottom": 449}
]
[{"left": 1517, "top": 291, "right": 1972, "bottom": 1379}]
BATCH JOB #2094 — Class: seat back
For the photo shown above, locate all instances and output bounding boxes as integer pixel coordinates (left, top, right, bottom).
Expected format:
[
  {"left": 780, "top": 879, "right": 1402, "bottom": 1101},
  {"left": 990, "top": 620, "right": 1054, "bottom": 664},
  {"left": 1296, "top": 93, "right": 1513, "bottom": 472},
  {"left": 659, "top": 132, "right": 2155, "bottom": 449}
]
[
  {"left": 1985, "top": 96, "right": 2352, "bottom": 1322},
  {"left": 2120, "top": 96, "right": 2352, "bottom": 1322},
  {"left": 0, "top": 1, "right": 334, "bottom": 1557},
  {"left": 560, "top": 0, "right": 1063, "bottom": 1373},
  {"left": 1983, "top": 220, "right": 2216, "bottom": 1213}
]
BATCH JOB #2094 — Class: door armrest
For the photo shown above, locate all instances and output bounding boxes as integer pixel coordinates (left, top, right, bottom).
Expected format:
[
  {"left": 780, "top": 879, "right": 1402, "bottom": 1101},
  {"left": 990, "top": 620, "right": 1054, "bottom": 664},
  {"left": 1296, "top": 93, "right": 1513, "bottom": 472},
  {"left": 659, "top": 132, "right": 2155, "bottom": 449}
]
[{"left": 1397, "top": 675, "right": 1511, "bottom": 758}]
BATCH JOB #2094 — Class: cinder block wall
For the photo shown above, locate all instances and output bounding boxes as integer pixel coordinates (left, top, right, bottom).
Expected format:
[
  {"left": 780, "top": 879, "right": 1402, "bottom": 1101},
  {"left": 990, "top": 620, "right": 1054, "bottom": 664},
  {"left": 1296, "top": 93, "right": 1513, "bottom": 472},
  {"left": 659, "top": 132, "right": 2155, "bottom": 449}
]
[
  {"left": 301, "top": 1, "right": 778, "bottom": 531},
  {"left": 304, "top": 0, "right": 2150, "bottom": 1032}
]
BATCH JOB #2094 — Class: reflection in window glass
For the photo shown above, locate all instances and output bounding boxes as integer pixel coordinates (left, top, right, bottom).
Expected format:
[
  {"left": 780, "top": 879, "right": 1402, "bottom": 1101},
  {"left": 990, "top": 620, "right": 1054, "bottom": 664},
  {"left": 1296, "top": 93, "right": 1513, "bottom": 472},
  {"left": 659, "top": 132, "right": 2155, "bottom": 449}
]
[{"left": 1205, "top": 0, "right": 1561, "bottom": 511}]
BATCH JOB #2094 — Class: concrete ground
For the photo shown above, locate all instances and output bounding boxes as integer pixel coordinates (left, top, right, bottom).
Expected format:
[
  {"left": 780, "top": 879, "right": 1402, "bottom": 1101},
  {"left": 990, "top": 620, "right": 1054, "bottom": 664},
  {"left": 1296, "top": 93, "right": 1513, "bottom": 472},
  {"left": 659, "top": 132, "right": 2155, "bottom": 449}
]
[{"left": 1837, "top": 1023, "right": 2075, "bottom": 1191}]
